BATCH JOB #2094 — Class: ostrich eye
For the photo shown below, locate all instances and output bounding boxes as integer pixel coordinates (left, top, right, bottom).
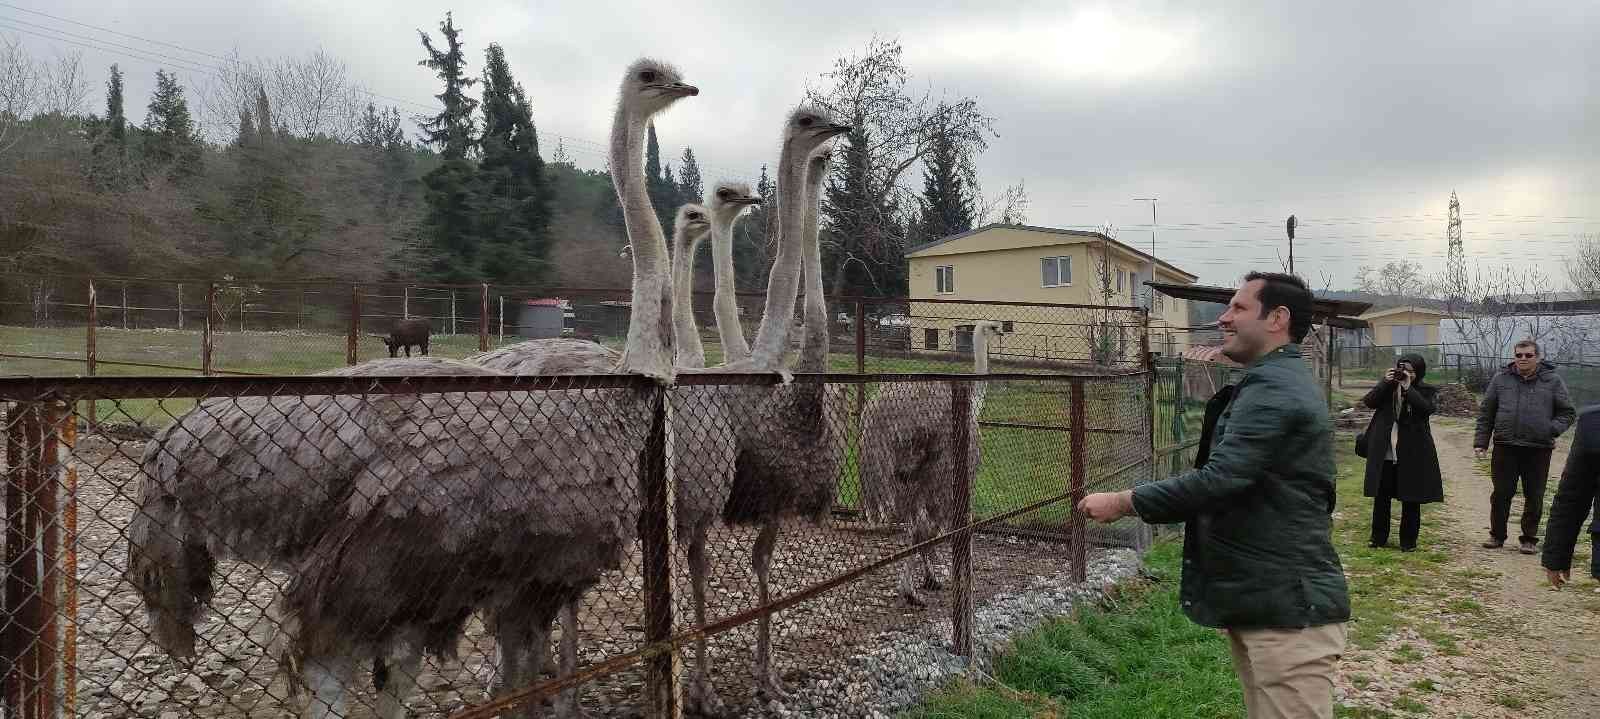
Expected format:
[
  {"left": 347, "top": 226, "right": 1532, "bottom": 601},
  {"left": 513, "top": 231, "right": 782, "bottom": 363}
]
[
  {"left": 689, "top": 212, "right": 703, "bottom": 220},
  {"left": 798, "top": 116, "right": 814, "bottom": 127},
  {"left": 639, "top": 70, "right": 657, "bottom": 83},
  {"left": 718, "top": 190, "right": 732, "bottom": 198}
]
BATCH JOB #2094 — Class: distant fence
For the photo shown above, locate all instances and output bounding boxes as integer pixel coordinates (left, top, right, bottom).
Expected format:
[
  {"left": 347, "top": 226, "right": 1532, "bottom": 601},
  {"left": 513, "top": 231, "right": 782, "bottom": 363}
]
[
  {"left": 0, "top": 368, "right": 1155, "bottom": 718},
  {"left": 1439, "top": 354, "right": 1600, "bottom": 409},
  {"left": 0, "top": 274, "right": 1151, "bottom": 381}
]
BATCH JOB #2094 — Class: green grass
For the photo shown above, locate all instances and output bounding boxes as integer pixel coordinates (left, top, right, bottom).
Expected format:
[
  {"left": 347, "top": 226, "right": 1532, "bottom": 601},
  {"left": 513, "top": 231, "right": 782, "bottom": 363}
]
[{"left": 902, "top": 540, "right": 1246, "bottom": 719}]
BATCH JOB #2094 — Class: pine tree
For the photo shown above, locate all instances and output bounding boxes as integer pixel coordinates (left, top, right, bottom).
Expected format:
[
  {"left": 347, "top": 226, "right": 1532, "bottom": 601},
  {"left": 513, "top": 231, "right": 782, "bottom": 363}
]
[
  {"left": 254, "top": 87, "right": 275, "bottom": 146},
  {"left": 822, "top": 126, "right": 906, "bottom": 296},
  {"left": 677, "top": 147, "right": 703, "bottom": 205},
  {"left": 415, "top": 12, "right": 478, "bottom": 161},
  {"left": 235, "top": 109, "right": 256, "bottom": 147},
  {"left": 475, "top": 42, "right": 553, "bottom": 285},
  {"left": 88, "top": 64, "right": 131, "bottom": 191},
  {"left": 142, "top": 69, "right": 202, "bottom": 179},
  {"left": 732, "top": 163, "right": 776, "bottom": 291},
  {"left": 644, "top": 123, "right": 678, "bottom": 231},
  {"left": 416, "top": 12, "right": 484, "bottom": 281},
  {"left": 915, "top": 118, "right": 973, "bottom": 244}
]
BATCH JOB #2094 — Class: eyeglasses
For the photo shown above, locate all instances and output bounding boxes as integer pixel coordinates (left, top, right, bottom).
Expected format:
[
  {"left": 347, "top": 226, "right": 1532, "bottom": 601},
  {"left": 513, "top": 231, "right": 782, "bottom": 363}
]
[{"left": 1514, "top": 353, "right": 1537, "bottom": 359}]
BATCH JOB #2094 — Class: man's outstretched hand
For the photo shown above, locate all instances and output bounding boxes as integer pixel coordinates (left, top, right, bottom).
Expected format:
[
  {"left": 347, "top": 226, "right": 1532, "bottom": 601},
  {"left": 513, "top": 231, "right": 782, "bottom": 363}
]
[{"left": 1078, "top": 490, "right": 1135, "bottom": 523}]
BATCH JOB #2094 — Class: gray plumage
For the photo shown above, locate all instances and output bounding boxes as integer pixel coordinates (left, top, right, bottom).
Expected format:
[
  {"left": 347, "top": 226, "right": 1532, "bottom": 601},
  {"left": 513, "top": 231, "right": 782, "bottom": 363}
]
[
  {"left": 858, "top": 321, "right": 1003, "bottom": 606},
  {"left": 469, "top": 338, "right": 621, "bottom": 375}
]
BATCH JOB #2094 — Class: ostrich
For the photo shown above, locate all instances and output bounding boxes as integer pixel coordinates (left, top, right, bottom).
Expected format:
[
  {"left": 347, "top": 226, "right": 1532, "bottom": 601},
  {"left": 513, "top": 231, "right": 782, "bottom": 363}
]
[
  {"left": 859, "top": 320, "right": 1005, "bottom": 606},
  {"left": 128, "top": 59, "right": 696, "bottom": 719},
  {"left": 690, "top": 111, "right": 850, "bottom": 701},
  {"left": 469, "top": 204, "right": 738, "bottom": 714},
  {"left": 670, "top": 204, "right": 713, "bottom": 367},
  {"left": 126, "top": 356, "right": 541, "bottom": 719},
  {"left": 707, "top": 181, "right": 763, "bottom": 364}
]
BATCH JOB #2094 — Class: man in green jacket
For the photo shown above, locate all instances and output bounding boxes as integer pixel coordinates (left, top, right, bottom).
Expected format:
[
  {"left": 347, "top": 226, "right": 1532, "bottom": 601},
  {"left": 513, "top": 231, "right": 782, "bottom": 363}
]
[{"left": 1079, "top": 271, "right": 1350, "bottom": 719}]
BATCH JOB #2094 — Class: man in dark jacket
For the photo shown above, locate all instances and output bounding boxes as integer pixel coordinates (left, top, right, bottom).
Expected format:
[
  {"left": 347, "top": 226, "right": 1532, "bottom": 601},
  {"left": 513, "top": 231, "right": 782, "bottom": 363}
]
[
  {"left": 1539, "top": 405, "right": 1600, "bottom": 588},
  {"left": 1079, "top": 271, "right": 1349, "bottom": 719},
  {"left": 1473, "top": 339, "right": 1577, "bottom": 554}
]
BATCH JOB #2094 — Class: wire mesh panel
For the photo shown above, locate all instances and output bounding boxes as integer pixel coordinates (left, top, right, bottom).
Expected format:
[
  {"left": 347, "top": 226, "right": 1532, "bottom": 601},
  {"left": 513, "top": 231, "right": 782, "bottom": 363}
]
[
  {"left": 1, "top": 364, "right": 1157, "bottom": 719},
  {"left": 855, "top": 298, "right": 1148, "bottom": 374}
]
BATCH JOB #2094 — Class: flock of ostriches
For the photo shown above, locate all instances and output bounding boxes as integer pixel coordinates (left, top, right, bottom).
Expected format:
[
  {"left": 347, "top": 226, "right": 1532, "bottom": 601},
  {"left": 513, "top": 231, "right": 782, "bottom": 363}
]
[{"left": 123, "top": 58, "right": 1006, "bottom": 719}]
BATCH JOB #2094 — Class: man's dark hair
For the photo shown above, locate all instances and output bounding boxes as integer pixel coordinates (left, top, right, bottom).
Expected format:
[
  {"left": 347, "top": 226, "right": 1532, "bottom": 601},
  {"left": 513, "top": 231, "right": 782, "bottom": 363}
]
[
  {"left": 1514, "top": 339, "right": 1540, "bottom": 355},
  {"left": 1244, "top": 271, "right": 1314, "bottom": 343}
]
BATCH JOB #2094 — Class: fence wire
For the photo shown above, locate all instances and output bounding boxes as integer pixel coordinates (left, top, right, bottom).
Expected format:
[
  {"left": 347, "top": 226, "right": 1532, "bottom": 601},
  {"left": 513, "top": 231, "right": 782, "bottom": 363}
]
[{"left": 1, "top": 367, "right": 1154, "bottom": 718}]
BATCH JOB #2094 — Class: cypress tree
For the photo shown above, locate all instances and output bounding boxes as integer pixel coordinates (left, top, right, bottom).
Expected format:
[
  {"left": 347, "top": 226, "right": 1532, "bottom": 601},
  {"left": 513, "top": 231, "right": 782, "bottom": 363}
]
[{"left": 476, "top": 42, "right": 554, "bottom": 285}]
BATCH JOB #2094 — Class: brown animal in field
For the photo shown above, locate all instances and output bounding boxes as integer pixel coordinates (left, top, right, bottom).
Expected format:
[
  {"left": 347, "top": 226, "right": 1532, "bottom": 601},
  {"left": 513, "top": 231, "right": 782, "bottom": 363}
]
[{"left": 383, "top": 318, "right": 431, "bottom": 357}]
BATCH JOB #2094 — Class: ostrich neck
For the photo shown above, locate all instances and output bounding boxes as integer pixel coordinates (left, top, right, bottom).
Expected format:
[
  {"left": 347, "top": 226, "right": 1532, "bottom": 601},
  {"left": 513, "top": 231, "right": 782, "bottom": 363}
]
[
  {"left": 747, "top": 141, "right": 808, "bottom": 371},
  {"left": 611, "top": 104, "right": 671, "bottom": 376},
  {"left": 973, "top": 332, "right": 991, "bottom": 375},
  {"left": 672, "top": 228, "right": 707, "bottom": 368},
  {"left": 710, "top": 213, "right": 750, "bottom": 364},
  {"left": 797, "top": 155, "right": 830, "bottom": 373}
]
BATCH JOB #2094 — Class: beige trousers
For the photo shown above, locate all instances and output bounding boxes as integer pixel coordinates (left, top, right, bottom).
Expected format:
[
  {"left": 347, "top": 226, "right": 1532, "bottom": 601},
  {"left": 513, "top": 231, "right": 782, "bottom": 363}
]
[{"left": 1225, "top": 622, "right": 1348, "bottom": 719}]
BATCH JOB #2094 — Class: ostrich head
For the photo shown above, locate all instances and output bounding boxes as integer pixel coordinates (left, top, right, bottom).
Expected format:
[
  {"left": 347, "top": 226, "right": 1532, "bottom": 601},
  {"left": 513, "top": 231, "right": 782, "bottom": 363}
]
[
  {"left": 709, "top": 181, "right": 761, "bottom": 220},
  {"left": 618, "top": 58, "right": 698, "bottom": 117},
  {"left": 675, "top": 203, "right": 712, "bottom": 238},
  {"left": 973, "top": 320, "right": 1005, "bottom": 341},
  {"left": 783, "top": 104, "right": 852, "bottom": 159}
]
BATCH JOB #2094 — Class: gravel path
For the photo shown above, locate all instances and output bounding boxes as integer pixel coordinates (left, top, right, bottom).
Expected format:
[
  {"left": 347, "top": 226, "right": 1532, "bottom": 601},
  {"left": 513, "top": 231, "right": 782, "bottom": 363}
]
[
  {"left": 1333, "top": 418, "right": 1600, "bottom": 719},
  {"left": 9, "top": 433, "right": 1143, "bottom": 718}
]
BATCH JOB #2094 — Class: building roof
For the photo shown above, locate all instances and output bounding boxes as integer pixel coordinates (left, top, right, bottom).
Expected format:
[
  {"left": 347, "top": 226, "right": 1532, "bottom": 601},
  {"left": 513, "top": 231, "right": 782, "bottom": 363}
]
[
  {"left": 904, "top": 223, "right": 1199, "bottom": 281},
  {"left": 1146, "top": 281, "right": 1371, "bottom": 329},
  {"left": 1357, "top": 305, "right": 1451, "bottom": 322}
]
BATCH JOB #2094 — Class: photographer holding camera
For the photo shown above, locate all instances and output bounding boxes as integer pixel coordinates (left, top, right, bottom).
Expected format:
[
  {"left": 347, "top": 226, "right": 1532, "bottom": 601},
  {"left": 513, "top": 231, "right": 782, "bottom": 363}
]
[{"left": 1359, "top": 353, "right": 1443, "bottom": 551}]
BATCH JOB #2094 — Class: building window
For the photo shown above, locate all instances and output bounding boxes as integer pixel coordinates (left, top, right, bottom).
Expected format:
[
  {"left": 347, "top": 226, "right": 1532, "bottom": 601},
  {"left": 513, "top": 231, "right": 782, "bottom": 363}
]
[
  {"left": 1041, "top": 256, "right": 1071, "bottom": 287},
  {"left": 925, "top": 328, "right": 939, "bottom": 349},
  {"left": 1002, "top": 320, "right": 1014, "bottom": 333},
  {"left": 935, "top": 265, "right": 954, "bottom": 294},
  {"left": 1116, "top": 270, "right": 1124, "bottom": 294}
]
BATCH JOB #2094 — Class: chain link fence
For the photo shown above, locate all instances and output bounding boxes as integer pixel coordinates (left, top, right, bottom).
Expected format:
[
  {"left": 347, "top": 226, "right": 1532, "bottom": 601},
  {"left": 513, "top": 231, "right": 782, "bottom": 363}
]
[
  {"left": 1, "top": 366, "right": 1153, "bottom": 718},
  {"left": 1, "top": 273, "right": 1152, "bottom": 380}
]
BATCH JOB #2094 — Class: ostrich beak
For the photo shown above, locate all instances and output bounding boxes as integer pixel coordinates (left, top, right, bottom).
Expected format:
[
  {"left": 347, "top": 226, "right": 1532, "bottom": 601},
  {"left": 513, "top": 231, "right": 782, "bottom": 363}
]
[
  {"left": 655, "top": 82, "right": 699, "bottom": 97},
  {"left": 735, "top": 196, "right": 764, "bottom": 205},
  {"left": 821, "top": 122, "right": 852, "bottom": 137}
]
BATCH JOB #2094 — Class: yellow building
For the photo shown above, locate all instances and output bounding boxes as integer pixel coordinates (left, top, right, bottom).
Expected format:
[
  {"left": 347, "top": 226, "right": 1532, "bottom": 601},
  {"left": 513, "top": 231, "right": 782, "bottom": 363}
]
[
  {"left": 904, "top": 224, "right": 1199, "bottom": 364},
  {"left": 1356, "top": 306, "right": 1447, "bottom": 346}
]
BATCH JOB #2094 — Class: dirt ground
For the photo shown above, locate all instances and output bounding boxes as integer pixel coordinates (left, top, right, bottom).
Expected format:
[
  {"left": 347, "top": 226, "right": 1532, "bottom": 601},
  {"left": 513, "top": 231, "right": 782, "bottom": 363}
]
[{"left": 1335, "top": 414, "right": 1600, "bottom": 718}]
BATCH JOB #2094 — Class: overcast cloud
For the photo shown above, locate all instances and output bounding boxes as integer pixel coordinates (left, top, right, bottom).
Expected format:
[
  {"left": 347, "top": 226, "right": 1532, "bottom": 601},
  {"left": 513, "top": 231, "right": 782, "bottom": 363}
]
[{"left": 8, "top": 0, "right": 1597, "bottom": 288}]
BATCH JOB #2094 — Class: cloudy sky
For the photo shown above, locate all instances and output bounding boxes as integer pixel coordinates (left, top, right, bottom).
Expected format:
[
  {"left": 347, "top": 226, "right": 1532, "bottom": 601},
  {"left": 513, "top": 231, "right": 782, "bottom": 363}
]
[{"left": 8, "top": 0, "right": 1597, "bottom": 288}]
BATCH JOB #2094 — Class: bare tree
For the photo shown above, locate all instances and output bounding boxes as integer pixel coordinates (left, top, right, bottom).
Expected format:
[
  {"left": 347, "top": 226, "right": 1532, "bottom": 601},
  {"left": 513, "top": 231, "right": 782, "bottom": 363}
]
[
  {"left": 0, "top": 33, "right": 39, "bottom": 157},
  {"left": 199, "top": 48, "right": 369, "bottom": 142},
  {"left": 1565, "top": 233, "right": 1600, "bottom": 297},
  {"left": 1354, "top": 259, "right": 1430, "bottom": 298},
  {"left": 41, "top": 49, "right": 90, "bottom": 116},
  {"left": 976, "top": 179, "right": 1028, "bottom": 226},
  {"left": 806, "top": 35, "right": 997, "bottom": 295},
  {"left": 1435, "top": 261, "right": 1560, "bottom": 362}
]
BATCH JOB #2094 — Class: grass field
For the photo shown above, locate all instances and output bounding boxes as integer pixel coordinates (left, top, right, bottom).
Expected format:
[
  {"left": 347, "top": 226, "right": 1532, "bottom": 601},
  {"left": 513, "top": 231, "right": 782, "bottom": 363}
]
[
  {"left": 902, "top": 429, "right": 1439, "bottom": 718},
  {"left": 3, "top": 324, "right": 1191, "bottom": 539}
]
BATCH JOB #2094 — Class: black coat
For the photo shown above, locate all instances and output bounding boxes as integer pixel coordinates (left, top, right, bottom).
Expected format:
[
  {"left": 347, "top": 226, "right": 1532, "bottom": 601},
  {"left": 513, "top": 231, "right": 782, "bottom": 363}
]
[
  {"left": 1542, "top": 406, "right": 1600, "bottom": 572},
  {"left": 1361, "top": 379, "right": 1445, "bottom": 504}
]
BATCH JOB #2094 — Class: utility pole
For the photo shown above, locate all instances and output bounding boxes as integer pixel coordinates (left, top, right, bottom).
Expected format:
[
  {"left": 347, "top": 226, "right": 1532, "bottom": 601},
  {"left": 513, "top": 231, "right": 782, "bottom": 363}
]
[
  {"left": 1286, "top": 214, "right": 1297, "bottom": 275},
  {"left": 1133, "top": 197, "right": 1158, "bottom": 309}
]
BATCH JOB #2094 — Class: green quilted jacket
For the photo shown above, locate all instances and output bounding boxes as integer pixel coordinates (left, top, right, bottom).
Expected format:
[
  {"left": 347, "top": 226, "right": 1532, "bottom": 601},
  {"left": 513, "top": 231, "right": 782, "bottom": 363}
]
[{"left": 1131, "top": 343, "right": 1351, "bottom": 629}]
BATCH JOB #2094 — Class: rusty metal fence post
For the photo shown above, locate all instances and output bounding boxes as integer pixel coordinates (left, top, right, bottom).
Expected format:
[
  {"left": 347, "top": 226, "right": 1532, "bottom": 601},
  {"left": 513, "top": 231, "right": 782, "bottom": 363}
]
[
  {"left": 347, "top": 285, "right": 360, "bottom": 366},
  {"left": 86, "top": 281, "right": 97, "bottom": 426},
  {"left": 2, "top": 401, "right": 68, "bottom": 719},
  {"left": 949, "top": 380, "right": 974, "bottom": 657},
  {"left": 203, "top": 283, "right": 216, "bottom": 376},
  {"left": 61, "top": 406, "right": 79, "bottom": 718},
  {"left": 3, "top": 402, "right": 29, "bottom": 717},
  {"left": 479, "top": 284, "right": 490, "bottom": 352},
  {"left": 1068, "top": 379, "right": 1088, "bottom": 583},
  {"left": 639, "top": 388, "right": 681, "bottom": 718}
]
